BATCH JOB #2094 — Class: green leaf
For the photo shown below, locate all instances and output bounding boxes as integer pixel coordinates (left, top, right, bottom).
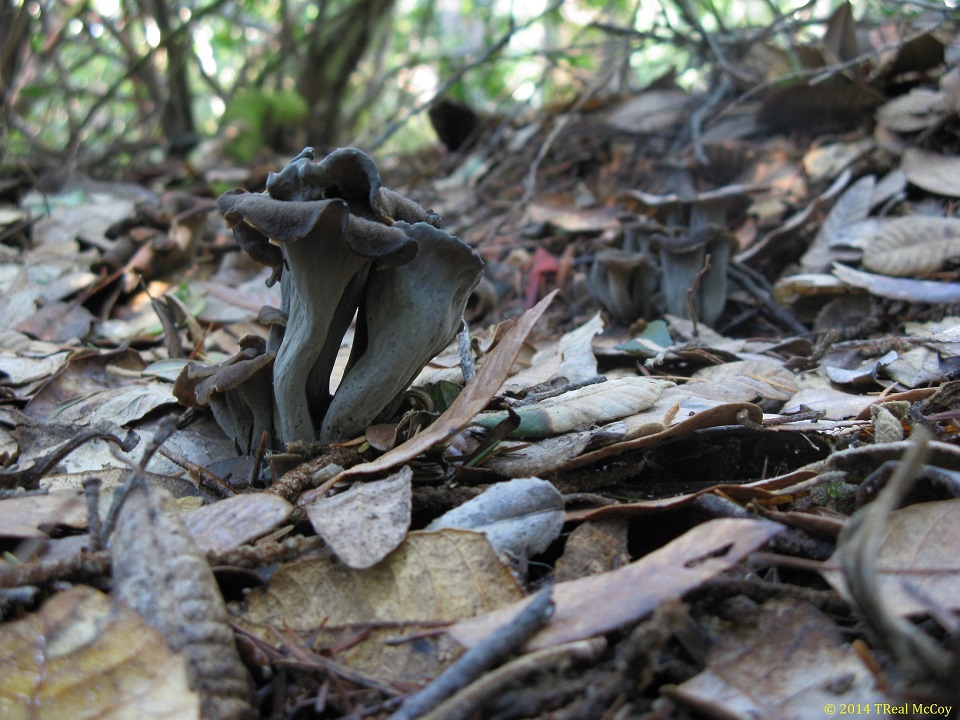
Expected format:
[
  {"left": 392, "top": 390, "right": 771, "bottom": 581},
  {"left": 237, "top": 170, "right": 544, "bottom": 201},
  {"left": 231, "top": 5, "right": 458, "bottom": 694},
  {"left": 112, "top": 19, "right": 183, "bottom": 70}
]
[
  {"left": 426, "top": 380, "right": 463, "bottom": 413},
  {"left": 614, "top": 320, "right": 673, "bottom": 358}
]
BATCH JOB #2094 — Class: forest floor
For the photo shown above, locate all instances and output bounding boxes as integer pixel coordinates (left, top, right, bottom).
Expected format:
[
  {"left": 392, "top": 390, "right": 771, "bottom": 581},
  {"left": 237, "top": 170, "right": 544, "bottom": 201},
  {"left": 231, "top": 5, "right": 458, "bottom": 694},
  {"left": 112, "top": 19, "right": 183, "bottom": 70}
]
[{"left": 1, "top": 17, "right": 960, "bottom": 720}]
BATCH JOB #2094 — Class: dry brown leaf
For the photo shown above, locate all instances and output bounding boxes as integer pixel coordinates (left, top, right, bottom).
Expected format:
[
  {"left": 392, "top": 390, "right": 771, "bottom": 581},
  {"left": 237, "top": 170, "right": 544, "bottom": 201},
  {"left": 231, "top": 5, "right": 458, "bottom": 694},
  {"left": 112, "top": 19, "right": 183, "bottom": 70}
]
[
  {"left": 902, "top": 148, "right": 960, "bottom": 198},
  {"left": 862, "top": 215, "right": 960, "bottom": 276},
  {"left": 668, "top": 599, "right": 890, "bottom": 718},
  {"left": 555, "top": 519, "right": 630, "bottom": 582},
  {"left": 0, "top": 585, "right": 200, "bottom": 720},
  {"left": 552, "top": 401, "right": 763, "bottom": 474},
  {"left": 600, "top": 89, "right": 690, "bottom": 134},
  {"left": 112, "top": 483, "right": 254, "bottom": 720},
  {"left": 565, "top": 466, "right": 819, "bottom": 522},
  {"left": 15, "top": 301, "right": 95, "bottom": 344},
  {"left": 182, "top": 492, "right": 294, "bottom": 553},
  {"left": 237, "top": 529, "right": 523, "bottom": 682},
  {"left": 822, "top": 498, "right": 960, "bottom": 616},
  {"left": 449, "top": 518, "right": 782, "bottom": 650},
  {"left": 0, "top": 489, "right": 87, "bottom": 538},
  {"left": 25, "top": 348, "right": 145, "bottom": 420},
  {"left": 304, "top": 465, "right": 412, "bottom": 568}
]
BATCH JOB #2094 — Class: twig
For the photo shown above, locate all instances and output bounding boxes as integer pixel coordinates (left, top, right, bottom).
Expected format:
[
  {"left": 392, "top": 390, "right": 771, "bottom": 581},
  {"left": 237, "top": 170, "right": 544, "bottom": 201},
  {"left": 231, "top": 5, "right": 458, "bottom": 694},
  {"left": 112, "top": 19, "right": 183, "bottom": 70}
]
[
  {"left": 838, "top": 427, "right": 955, "bottom": 683},
  {"left": 687, "top": 253, "right": 711, "bottom": 338},
  {"left": 99, "top": 416, "right": 179, "bottom": 545},
  {"left": 457, "top": 318, "right": 476, "bottom": 383},
  {"left": 689, "top": 75, "right": 732, "bottom": 165},
  {"left": 388, "top": 587, "right": 555, "bottom": 720},
  {"left": 728, "top": 262, "right": 808, "bottom": 336},
  {"left": 82, "top": 476, "right": 103, "bottom": 552},
  {"left": 0, "top": 427, "right": 138, "bottom": 490},
  {"left": 250, "top": 430, "right": 270, "bottom": 488},
  {"left": 159, "top": 446, "right": 237, "bottom": 497},
  {"left": 418, "top": 639, "right": 606, "bottom": 720}
]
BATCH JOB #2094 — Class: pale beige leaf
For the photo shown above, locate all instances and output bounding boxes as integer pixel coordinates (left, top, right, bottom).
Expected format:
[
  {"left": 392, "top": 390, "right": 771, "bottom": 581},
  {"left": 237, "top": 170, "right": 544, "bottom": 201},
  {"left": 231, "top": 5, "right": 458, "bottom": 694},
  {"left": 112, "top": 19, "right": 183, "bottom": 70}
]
[
  {"left": 876, "top": 87, "right": 949, "bottom": 132},
  {"left": 49, "top": 383, "right": 178, "bottom": 427},
  {"left": 902, "top": 148, "right": 960, "bottom": 198},
  {"left": 556, "top": 312, "right": 604, "bottom": 383},
  {"left": 482, "top": 392, "right": 679, "bottom": 477},
  {"left": 0, "top": 351, "right": 71, "bottom": 387},
  {"left": 499, "top": 312, "right": 603, "bottom": 394},
  {"left": 669, "top": 599, "right": 890, "bottom": 718},
  {"left": 449, "top": 518, "right": 782, "bottom": 650},
  {"left": 474, "top": 377, "right": 672, "bottom": 438},
  {"left": 0, "top": 585, "right": 200, "bottom": 720},
  {"left": 237, "top": 529, "right": 523, "bottom": 682},
  {"left": 691, "top": 359, "right": 798, "bottom": 401},
  {"left": 802, "top": 138, "right": 874, "bottom": 181},
  {"left": 304, "top": 466, "right": 412, "bottom": 569},
  {"left": 942, "top": 66, "right": 960, "bottom": 115},
  {"left": 863, "top": 215, "right": 960, "bottom": 276},
  {"left": 822, "top": 499, "right": 960, "bottom": 616},
  {"left": 782, "top": 386, "right": 875, "bottom": 419}
]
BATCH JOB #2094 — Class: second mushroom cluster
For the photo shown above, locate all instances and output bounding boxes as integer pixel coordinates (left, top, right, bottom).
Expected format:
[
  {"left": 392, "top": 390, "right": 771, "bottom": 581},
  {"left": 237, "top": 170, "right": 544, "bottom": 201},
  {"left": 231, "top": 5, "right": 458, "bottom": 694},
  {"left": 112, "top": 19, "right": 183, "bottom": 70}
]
[{"left": 175, "top": 147, "right": 484, "bottom": 452}]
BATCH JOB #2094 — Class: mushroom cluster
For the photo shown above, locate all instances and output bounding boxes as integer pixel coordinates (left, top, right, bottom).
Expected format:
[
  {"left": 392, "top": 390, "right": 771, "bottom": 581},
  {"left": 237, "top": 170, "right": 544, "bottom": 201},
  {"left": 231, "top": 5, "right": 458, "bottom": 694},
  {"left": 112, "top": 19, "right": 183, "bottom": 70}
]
[
  {"left": 175, "top": 148, "right": 484, "bottom": 452},
  {"left": 589, "top": 186, "right": 752, "bottom": 327}
]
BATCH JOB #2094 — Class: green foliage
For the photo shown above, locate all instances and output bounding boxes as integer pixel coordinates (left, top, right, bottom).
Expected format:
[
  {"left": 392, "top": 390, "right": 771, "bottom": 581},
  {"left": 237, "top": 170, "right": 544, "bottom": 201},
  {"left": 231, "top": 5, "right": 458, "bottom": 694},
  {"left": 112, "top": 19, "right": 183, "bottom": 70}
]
[
  {"left": 3, "top": 0, "right": 954, "bottom": 166},
  {"left": 220, "top": 90, "right": 310, "bottom": 163}
]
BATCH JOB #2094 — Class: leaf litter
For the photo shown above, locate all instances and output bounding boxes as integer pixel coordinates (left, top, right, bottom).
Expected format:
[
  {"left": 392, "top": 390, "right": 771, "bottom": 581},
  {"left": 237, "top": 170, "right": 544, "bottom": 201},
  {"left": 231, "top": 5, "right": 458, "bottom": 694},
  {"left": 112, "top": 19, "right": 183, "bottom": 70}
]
[{"left": 3, "top": 7, "right": 960, "bottom": 719}]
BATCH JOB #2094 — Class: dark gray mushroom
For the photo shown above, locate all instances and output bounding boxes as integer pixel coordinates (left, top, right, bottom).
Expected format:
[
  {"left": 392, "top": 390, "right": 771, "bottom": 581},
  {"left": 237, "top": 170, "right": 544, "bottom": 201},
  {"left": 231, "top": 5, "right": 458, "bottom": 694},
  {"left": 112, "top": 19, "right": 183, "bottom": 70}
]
[
  {"left": 266, "top": 146, "right": 439, "bottom": 227},
  {"left": 321, "top": 221, "right": 483, "bottom": 442},
  {"left": 587, "top": 218, "right": 660, "bottom": 324},
  {"left": 204, "top": 148, "right": 483, "bottom": 451},
  {"left": 173, "top": 336, "right": 275, "bottom": 454},
  {"left": 622, "top": 186, "right": 753, "bottom": 327},
  {"left": 218, "top": 187, "right": 420, "bottom": 445},
  {"left": 656, "top": 224, "right": 736, "bottom": 327}
]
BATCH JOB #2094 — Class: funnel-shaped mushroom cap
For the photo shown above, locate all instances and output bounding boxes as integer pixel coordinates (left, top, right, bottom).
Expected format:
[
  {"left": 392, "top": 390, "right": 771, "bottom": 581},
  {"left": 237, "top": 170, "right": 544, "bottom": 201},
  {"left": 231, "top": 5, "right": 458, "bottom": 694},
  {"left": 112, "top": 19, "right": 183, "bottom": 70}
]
[
  {"left": 173, "top": 336, "right": 275, "bottom": 453},
  {"left": 266, "top": 146, "right": 438, "bottom": 226},
  {"left": 657, "top": 226, "right": 736, "bottom": 326},
  {"left": 320, "top": 221, "right": 484, "bottom": 442},
  {"left": 588, "top": 248, "right": 656, "bottom": 324}
]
